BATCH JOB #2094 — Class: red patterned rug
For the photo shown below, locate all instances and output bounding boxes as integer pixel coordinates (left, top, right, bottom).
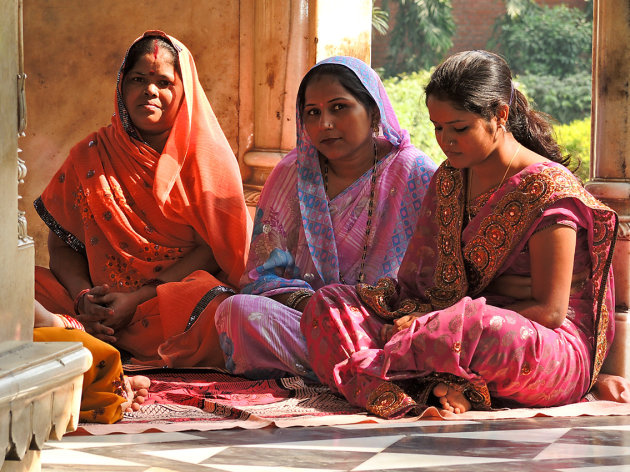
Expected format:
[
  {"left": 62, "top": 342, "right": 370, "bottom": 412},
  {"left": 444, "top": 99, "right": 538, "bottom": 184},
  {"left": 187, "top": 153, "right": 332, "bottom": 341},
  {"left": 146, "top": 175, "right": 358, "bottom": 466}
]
[
  {"left": 73, "top": 368, "right": 390, "bottom": 435},
  {"left": 73, "top": 368, "right": 630, "bottom": 435}
]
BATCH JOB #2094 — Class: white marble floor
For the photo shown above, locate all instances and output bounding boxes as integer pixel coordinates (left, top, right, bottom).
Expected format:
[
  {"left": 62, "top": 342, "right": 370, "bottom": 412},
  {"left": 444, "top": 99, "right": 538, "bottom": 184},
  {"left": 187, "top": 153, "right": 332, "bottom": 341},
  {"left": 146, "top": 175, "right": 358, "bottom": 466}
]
[{"left": 41, "top": 414, "right": 630, "bottom": 471}]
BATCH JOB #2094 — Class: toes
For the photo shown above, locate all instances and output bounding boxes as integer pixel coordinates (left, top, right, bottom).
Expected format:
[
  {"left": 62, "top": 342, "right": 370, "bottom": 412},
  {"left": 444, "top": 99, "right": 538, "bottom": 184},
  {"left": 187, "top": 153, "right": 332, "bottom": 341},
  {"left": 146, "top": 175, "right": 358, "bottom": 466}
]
[
  {"left": 433, "top": 382, "right": 448, "bottom": 398},
  {"left": 130, "top": 375, "right": 151, "bottom": 390}
]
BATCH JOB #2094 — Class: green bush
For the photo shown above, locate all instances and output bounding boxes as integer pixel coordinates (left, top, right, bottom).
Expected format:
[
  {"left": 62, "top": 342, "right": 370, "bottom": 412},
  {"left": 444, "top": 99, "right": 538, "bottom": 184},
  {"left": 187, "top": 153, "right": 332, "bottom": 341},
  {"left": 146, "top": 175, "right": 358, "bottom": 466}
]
[
  {"left": 554, "top": 117, "right": 591, "bottom": 182},
  {"left": 382, "top": 70, "right": 445, "bottom": 164},
  {"left": 518, "top": 72, "right": 591, "bottom": 124},
  {"left": 489, "top": 1, "right": 592, "bottom": 78}
]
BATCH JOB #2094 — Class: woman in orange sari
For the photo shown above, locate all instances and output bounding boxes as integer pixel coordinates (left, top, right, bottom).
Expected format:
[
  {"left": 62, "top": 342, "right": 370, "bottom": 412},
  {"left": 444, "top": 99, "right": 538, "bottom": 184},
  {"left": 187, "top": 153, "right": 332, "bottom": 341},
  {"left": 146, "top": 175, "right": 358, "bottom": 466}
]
[{"left": 34, "top": 31, "right": 251, "bottom": 368}]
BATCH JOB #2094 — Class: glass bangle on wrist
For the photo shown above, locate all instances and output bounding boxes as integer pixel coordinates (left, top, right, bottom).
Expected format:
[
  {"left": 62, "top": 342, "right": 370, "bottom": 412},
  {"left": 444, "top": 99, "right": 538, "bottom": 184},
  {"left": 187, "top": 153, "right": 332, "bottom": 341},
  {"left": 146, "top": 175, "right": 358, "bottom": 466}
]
[
  {"left": 285, "top": 289, "right": 314, "bottom": 310},
  {"left": 57, "top": 313, "right": 86, "bottom": 331},
  {"left": 73, "top": 288, "right": 91, "bottom": 316}
]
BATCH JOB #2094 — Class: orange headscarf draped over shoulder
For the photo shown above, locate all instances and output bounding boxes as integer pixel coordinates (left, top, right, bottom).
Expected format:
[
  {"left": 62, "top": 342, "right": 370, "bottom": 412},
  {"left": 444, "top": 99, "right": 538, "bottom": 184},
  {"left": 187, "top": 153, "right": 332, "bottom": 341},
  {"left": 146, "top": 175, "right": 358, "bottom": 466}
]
[
  {"left": 37, "top": 31, "right": 251, "bottom": 289},
  {"left": 128, "top": 31, "right": 251, "bottom": 286}
]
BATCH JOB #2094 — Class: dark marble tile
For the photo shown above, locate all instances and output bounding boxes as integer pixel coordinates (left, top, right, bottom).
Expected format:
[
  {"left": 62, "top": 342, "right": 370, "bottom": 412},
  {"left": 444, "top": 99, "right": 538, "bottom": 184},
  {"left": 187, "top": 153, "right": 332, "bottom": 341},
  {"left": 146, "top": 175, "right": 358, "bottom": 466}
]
[
  {"left": 192, "top": 424, "right": 357, "bottom": 445},
  {"left": 560, "top": 426, "right": 630, "bottom": 447},
  {"left": 355, "top": 453, "right": 630, "bottom": 472},
  {"left": 201, "top": 445, "right": 374, "bottom": 469},
  {"left": 382, "top": 434, "right": 549, "bottom": 460}
]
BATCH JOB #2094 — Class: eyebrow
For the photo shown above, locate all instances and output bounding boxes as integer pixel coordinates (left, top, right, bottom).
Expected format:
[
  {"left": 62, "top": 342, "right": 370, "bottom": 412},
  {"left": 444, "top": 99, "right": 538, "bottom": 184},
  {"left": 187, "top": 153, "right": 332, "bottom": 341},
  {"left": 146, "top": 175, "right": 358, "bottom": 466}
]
[
  {"left": 130, "top": 71, "right": 173, "bottom": 79},
  {"left": 430, "top": 118, "right": 467, "bottom": 125},
  {"left": 304, "top": 97, "right": 348, "bottom": 107}
]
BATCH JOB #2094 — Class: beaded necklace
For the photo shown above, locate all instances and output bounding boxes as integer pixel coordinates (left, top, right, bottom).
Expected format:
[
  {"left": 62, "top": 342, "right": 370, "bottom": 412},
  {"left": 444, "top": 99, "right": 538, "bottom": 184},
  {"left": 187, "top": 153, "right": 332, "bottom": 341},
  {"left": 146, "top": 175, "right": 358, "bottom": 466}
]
[{"left": 323, "top": 140, "right": 378, "bottom": 284}]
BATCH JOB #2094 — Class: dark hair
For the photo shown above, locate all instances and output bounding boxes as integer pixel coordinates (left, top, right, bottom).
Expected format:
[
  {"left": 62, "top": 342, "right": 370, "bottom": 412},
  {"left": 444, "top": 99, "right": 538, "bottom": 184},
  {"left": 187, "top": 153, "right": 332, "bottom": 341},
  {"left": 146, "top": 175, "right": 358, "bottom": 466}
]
[
  {"left": 425, "top": 50, "right": 571, "bottom": 168},
  {"left": 122, "top": 35, "right": 180, "bottom": 79},
  {"left": 297, "top": 63, "right": 378, "bottom": 123}
]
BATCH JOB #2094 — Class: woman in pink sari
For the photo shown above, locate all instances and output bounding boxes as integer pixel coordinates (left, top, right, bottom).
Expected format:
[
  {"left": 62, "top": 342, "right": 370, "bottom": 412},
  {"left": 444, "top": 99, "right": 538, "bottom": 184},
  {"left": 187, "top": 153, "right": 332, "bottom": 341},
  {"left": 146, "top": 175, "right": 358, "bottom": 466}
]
[
  {"left": 302, "top": 51, "right": 617, "bottom": 417},
  {"left": 215, "top": 56, "right": 436, "bottom": 380}
]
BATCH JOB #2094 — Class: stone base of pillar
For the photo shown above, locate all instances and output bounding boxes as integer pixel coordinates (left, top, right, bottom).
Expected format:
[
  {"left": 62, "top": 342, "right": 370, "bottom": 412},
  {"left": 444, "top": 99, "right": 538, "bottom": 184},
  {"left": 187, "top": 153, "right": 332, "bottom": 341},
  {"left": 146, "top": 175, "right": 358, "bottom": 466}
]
[
  {"left": 0, "top": 341, "right": 91, "bottom": 471},
  {"left": 243, "top": 149, "right": 287, "bottom": 217},
  {"left": 2, "top": 450, "right": 39, "bottom": 472},
  {"left": 243, "top": 150, "right": 284, "bottom": 186}
]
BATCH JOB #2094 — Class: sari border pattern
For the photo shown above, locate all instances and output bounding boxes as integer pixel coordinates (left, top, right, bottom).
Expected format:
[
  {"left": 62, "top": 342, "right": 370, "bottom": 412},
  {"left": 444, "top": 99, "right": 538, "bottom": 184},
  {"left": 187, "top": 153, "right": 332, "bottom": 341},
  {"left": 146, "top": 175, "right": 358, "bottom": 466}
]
[
  {"left": 426, "top": 165, "right": 468, "bottom": 308},
  {"left": 366, "top": 382, "right": 418, "bottom": 419},
  {"left": 185, "top": 285, "right": 236, "bottom": 332},
  {"left": 33, "top": 196, "right": 86, "bottom": 255}
]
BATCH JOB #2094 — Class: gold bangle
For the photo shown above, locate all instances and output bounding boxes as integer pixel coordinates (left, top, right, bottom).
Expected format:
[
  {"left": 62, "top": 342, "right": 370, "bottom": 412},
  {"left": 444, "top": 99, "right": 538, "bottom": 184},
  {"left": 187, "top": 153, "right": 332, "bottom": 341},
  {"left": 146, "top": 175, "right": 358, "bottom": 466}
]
[{"left": 285, "top": 289, "right": 314, "bottom": 310}]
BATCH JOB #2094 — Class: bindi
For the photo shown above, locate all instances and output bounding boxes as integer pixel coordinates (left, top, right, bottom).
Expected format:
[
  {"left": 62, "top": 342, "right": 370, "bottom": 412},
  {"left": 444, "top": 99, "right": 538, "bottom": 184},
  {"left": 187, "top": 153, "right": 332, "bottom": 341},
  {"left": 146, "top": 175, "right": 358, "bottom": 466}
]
[
  {"left": 149, "top": 40, "right": 159, "bottom": 74},
  {"left": 306, "top": 102, "right": 325, "bottom": 110}
]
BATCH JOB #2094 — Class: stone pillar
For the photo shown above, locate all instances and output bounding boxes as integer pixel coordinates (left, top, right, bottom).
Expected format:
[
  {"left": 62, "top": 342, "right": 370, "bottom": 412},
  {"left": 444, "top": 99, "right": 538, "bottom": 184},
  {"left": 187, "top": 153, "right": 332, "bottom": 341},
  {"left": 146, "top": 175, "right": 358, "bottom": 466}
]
[
  {"left": 240, "top": 0, "right": 311, "bottom": 209},
  {"left": 240, "top": 0, "right": 372, "bottom": 209},
  {"left": 1, "top": 2, "right": 90, "bottom": 470},
  {"left": 586, "top": 0, "right": 630, "bottom": 378}
]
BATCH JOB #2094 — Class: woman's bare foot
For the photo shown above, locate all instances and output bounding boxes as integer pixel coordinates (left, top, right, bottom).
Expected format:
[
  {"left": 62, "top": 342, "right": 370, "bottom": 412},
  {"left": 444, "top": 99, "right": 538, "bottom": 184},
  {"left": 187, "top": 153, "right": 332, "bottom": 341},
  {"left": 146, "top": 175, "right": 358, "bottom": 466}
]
[
  {"left": 433, "top": 382, "right": 471, "bottom": 414},
  {"left": 121, "top": 375, "right": 150, "bottom": 412}
]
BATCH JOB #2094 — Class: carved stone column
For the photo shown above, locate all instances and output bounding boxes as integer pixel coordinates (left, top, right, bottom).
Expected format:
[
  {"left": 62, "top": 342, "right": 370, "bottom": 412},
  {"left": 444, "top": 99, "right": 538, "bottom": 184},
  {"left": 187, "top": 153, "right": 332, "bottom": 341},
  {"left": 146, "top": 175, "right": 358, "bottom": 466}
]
[
  {"left": 240, "top": 0, "right": 311, "bottom": 209},
  {"left": 1, "top": 2, "right": 90, "bottom": 470},
  {"left": 586, "top": 0, "right": 630, "bottom": 378},
  {"left": 239, "top": 0, "right": 372, "bottom": 209}
]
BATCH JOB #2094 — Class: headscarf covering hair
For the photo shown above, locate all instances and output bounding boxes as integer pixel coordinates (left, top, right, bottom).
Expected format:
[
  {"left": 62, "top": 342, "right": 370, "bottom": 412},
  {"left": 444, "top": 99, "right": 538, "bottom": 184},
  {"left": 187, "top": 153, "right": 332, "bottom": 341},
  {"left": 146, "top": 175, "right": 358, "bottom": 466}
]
[{"left": 117, "top": 30, "right": 251, "bottom": 285}]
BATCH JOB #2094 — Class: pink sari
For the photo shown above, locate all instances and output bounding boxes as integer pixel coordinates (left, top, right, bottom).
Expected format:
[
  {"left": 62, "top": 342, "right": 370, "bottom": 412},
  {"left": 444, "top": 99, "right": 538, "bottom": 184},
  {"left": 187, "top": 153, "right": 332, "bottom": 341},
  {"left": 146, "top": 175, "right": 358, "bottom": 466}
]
[
  {"left": 302, "top": 161, "right": 617, "bottom": 418},
  {"left": 215, "top": 56, "right": 436, "bottom": 379}
]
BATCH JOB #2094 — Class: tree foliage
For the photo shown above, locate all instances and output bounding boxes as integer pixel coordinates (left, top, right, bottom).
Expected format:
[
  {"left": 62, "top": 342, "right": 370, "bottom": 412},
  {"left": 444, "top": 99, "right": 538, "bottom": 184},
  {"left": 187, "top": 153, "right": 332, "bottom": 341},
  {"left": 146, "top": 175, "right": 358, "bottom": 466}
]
[
  {"left": 489, "top": 0, "right": 592, "bottom": 78},
  {"left": 489, "top": 0, "right": 593, "bottom": 124},
  {"left": 372, "top": 0, "right": 390, "bottom": 35},
  {"left": 518, "top": 72, "right": 591, "bottom": 125},
  {"left": 381, "top": 0, "right": 455, "bottom": 77},
  {"left": 382, "top": 70, "right": 445, "bottom": 163}
]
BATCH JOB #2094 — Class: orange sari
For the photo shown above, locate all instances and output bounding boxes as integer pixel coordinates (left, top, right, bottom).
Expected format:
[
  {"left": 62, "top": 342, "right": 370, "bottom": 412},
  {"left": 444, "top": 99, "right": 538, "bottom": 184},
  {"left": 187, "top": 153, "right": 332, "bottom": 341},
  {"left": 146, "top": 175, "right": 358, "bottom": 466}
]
[
  {"left": 34, "top": 327, "right": 127, "bottom": 424},
  {"left": 34, "top": 31, "right": 251, "bottom": 367}
]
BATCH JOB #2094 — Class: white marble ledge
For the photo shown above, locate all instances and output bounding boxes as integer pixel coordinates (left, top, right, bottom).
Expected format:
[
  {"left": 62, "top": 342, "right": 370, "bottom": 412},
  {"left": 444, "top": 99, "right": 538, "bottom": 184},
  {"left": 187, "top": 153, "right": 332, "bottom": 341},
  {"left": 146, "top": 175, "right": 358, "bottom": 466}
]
[{"left": 0, "top": 341, "right": 91, "bottom": 471}]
